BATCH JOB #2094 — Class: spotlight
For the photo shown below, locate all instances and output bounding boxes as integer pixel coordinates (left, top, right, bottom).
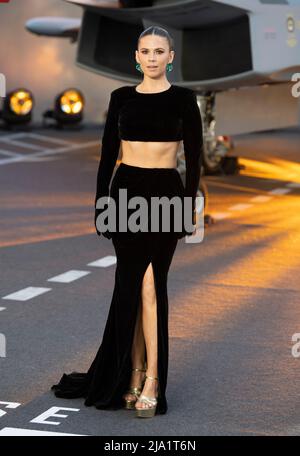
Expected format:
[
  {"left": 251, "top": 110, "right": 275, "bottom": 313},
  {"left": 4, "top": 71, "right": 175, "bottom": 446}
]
[
  {"left": 43, "top": 88, "right": 84, "bottom": 128},
  {"left": 0, "top": 88, "right": 34, "bottom": 126}
]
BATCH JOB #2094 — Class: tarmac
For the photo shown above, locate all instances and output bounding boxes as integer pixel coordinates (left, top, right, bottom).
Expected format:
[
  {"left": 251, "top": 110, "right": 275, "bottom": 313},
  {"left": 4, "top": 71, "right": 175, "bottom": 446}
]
[{"left": 0, "top": 123, "right": 300, "bottom": 436}]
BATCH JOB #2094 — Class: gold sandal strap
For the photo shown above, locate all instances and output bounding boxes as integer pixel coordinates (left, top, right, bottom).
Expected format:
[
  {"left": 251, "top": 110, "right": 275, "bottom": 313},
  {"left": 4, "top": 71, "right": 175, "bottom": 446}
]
[
  {"left": 126, "top": 386, "right": 141, "bottom": 395},
  {"left": 146, "top": 375, "right": 158, "bottom": 381},
  {"left": 138, "top": 394, "right": 157, "bottom": 405}
]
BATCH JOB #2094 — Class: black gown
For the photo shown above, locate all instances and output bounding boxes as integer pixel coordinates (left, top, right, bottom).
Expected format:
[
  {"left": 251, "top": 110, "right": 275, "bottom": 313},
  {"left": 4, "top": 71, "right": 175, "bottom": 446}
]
[{"left": 51, "top": 84, "right": 203, "bottom": 415}]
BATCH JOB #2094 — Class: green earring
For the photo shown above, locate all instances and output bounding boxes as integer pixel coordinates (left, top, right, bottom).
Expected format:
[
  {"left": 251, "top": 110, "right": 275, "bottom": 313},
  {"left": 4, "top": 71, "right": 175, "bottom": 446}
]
[
  {"left": 166, "top": 63, "right": 173, "bottom": 72},
  {"left": 136, "top": 63, "right": 143, "bottom": 73}
]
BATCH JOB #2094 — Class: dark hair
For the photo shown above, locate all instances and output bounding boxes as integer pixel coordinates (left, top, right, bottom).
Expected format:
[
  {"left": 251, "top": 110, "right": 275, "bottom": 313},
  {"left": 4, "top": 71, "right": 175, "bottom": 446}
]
[{"left": 137, "top": 26, "right": 174, "bottom": 52}]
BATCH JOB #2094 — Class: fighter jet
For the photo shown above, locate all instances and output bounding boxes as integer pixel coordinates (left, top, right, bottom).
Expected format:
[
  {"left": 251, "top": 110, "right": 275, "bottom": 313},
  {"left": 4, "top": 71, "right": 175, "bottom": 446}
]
[{"left": 26, "top": 0, "right": 300, "bottom": 173}]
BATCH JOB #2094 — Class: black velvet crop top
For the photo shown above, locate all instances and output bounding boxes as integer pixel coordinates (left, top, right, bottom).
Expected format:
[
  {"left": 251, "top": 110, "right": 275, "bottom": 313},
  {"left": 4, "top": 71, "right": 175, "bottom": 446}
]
[{"left": 95, "top": 84, "right": 203, "bottom": 216}]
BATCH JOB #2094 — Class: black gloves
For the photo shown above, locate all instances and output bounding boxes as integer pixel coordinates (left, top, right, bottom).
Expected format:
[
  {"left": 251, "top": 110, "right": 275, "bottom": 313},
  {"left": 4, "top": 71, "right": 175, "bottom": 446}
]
[{"left": 94, "top": 206, "right": 113, "bottom": 240}]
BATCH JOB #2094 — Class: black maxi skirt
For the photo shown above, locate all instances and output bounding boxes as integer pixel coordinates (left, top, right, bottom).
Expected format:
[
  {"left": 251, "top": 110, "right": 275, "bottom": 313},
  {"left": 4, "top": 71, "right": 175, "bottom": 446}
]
[{"left": 51, "top": 162, "right": 186, "bottom": 415}]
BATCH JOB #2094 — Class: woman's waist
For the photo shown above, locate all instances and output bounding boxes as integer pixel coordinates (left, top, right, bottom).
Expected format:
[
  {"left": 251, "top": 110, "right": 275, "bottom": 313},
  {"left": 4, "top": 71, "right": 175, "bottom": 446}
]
[
  {"left": 111, "top": 162, "right": 184, "bottom": 197},
  {"left": 117, "top": 162, "right": 180, "bottom": 177},
  {"left": 120, "top": 140, "right": 179, "bottom": 169}
]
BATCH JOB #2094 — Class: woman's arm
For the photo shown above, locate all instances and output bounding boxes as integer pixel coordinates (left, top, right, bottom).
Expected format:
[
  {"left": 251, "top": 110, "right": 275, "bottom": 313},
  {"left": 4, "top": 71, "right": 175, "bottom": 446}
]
[
  {"left": 94, "top": 90, "right": 120, "bottom": 237},
  {"left": 182, "top": 90, "right": 204, "bottom": 231}
]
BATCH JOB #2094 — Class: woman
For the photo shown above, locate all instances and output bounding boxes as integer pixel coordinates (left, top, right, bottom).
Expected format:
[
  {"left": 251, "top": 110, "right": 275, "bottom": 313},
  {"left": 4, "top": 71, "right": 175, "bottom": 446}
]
[{"left": 51, "top": 26, "right": 203, "bottom": 418}]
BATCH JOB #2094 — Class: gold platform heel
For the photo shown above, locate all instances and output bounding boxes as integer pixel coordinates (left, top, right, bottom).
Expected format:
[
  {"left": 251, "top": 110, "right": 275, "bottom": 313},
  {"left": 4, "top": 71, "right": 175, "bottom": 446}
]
[
  {"left": 135, "top": 374, "right": 158, "bottom": 418},
  {"left": 123, "top": 367, "right": 146, "bottom": 410}
]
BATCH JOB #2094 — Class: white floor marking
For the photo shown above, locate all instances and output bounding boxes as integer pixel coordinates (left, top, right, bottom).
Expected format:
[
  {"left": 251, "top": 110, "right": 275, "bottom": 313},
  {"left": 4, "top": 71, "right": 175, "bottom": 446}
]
[
  {"left": 0, "top": 307, "right": 6, "bottom": 311},
  {"left": 0, "top": 149, "right": 22, "bottom": 157},
  {"left": 286, "top": 182, "right": 300, "bottom": 188},
  {"left": 0, "top": 401, "right": 21, "bottom": 418},
  {"left": 25, "top": 132, "right": 76, "bottom": 146},
  {"left": 268, "top": 188, "right": 291, "bottom": 195},
  {"left": 2, "top": 287, "right": 51, "bottom": 301},
  {"left": 228, "top": 203, "right": 253, "bottom": 211},
  {"left": 47, "top": 270, "right": 91, "bottom": 283},
  {"left": 0, "top": 334, "right": 6, "bottom": 358},
  {"left": 211, "top": 212, "right": 231, "bottom": 220},
  {"left": 15, "top": 155, "right": 60, "bottom": 162},
  {"left": 0, "top": 132, "right": 30, "bottom": 140},
  {"left": 87, "top": 256, "right": 117, "bottom": 267},
  {"left": 249, "top": 195, "right": 273, "bottom": 203},
  {"left": 1, "top": 132, "right": 75, "bottom": 147},
  {"left": 30, "top": 406, "right": 81, "bottom": 426},
  {"left": 0, "top": 427, "right": 86, "bottom": 436},
  {"left": 1, "top": 139, "right": 46, "bottom": 151},
  {"left": 0, "top": 139, "right": 99, "bottom": 165}
]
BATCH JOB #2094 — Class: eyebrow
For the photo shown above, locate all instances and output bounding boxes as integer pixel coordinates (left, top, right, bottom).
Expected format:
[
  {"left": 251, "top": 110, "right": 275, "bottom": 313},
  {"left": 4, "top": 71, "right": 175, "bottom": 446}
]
[{"left": 139, "top": 48, "right": 165, "bottom": 50}]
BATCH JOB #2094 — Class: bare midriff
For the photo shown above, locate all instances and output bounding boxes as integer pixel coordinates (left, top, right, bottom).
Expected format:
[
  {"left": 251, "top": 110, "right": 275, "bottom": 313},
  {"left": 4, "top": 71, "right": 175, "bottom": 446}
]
[{"left": 120, "top": 139, "right": 181, "bottom": 169}]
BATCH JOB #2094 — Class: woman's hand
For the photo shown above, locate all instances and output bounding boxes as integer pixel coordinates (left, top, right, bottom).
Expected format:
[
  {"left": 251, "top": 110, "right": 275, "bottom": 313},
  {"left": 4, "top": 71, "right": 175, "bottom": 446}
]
[
  {"left": 176, "top": 209, "right": 197, "bottom": 239},
  {"left": 190, "top": 210, "right": 197, "bottom": 235},
  {"left": 94, "top": 208, "right": 113, "bottom": 239}
]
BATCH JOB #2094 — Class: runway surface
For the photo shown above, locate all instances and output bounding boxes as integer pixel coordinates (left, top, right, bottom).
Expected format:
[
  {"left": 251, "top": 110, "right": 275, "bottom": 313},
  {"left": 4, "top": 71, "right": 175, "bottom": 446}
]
[{"left": 0, "top": 125, "right": 300, "bottom": 436}]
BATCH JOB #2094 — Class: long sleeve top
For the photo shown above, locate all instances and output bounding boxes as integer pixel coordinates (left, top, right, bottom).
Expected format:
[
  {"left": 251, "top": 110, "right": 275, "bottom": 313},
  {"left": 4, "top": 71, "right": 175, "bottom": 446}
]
[{"left": 95, "top": 84, "right": 203, "bottom": 236}]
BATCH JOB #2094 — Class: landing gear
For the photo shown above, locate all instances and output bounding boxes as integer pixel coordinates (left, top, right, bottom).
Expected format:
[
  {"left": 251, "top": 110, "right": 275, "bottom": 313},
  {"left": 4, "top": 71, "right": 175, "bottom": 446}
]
[
  {"left": 176, "top": 90, "right": 241, "bottom": 228},
  {"left": 198, "top": 91, "right": 237, "bottom": 176}
]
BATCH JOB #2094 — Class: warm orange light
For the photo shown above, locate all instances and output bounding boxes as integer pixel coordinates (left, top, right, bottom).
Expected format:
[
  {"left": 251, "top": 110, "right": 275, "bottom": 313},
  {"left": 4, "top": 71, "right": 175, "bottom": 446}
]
[
  {"left": 238, "top": 157, "right": 300, "bottom": 183},
  {"left": 9, "top": 90, "right": 33, "bottom": 115},
  {"left": 59, "top": 90, "right": 84, "bottom": 115}
]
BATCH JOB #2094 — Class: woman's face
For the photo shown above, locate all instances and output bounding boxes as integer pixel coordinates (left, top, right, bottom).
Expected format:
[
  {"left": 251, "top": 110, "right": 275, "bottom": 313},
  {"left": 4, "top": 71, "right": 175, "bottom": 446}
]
[{"left": 135, "top": 35, "right": 174, "bottom": 78}]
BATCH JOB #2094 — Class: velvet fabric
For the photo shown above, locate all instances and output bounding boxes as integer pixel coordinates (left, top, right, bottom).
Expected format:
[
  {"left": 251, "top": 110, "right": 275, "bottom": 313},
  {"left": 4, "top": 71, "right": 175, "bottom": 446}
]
[
  {"left": 51, "top": 84, "right": 204, "bottom": 415},
  {"left": 94, "top": 84, "right": 203, "bottom": 220},
  {"left": 51, "top": 163, "right": 182, "bottom": 414}
]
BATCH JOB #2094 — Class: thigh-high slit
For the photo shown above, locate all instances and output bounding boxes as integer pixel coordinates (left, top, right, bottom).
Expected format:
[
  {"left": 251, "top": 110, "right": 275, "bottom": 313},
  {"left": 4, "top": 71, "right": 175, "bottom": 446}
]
[{"left": 51, "top": 163, "right": 183, "bottom": 415}]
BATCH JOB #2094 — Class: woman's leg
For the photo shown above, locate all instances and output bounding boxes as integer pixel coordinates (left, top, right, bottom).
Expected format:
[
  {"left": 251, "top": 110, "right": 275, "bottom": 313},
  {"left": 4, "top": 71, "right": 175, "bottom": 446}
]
[
  {"left": 123, "top": 262, "right": 158, "bottom": 407},
  {"left": 136, "top": 262, "right": 158, "bottom": 409},
  {"left": 123, "top": 295, "right": 146, "bottom": 402}
]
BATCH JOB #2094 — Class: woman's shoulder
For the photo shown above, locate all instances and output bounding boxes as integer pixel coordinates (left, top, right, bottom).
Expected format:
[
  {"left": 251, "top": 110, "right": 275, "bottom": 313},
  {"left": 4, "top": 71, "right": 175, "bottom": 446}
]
[
  {"left": 172, "top": 84, "right": 195, "bottom": 95},
  {"left": 110, "top": 84, "right": 194, "bottom": 92},
  {"left": 109, "top": 84, "right": 195, "bottom": 107},
  {"left": 111, "top": 85, "right": 133, "bottom": 98},
  {"left": 111, "top": 84, "right": 194, "bottom": 95},
  {"left": 170, "top": 85, "right": 197, "bottom": 110}
]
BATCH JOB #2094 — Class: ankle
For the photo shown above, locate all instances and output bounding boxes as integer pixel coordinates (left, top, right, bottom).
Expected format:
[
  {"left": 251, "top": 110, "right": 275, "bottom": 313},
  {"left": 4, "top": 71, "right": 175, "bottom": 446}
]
[
  {"left": 145, "top": 372, "right": 158, "bottom": 380},
  {"left": 130, "top": 367, "right": 145, "bottom": 384},
  {"left": 131, "top": 360, "right": 146, "bottom": 370},
  {"left": 143, "top": 374, "right": 158, "bottom": 392}
]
